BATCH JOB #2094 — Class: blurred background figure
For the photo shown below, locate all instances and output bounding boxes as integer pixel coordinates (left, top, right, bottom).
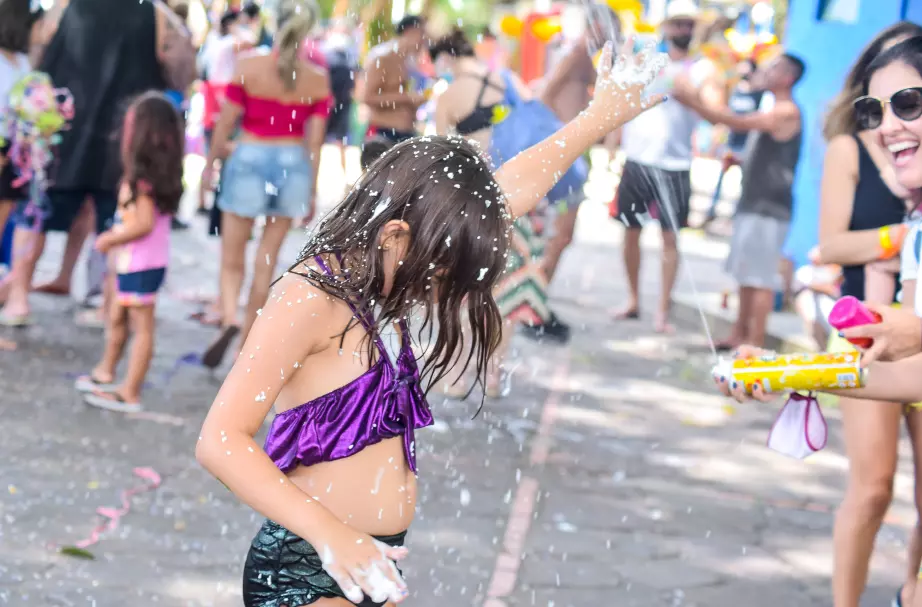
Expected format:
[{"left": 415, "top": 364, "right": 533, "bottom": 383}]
[
  {"left": 701, "top": 58, "right": 764, "bottom": 228},
  {"left": 0, "top": 0, "right": 194, "bottom": 329}
]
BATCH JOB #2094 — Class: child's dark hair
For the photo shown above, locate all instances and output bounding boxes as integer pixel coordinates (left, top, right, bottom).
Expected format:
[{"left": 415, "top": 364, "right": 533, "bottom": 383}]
[
  {"left": 122, "top": 91, "right": 185, "bottom": 215},
  {"left": 361, "top": 136, "right": 395, "bottom": 170},
  {"left": 429, "top": 29, "right": 475, "bottom": 62},
  {"left": 291, "top": 136, "right": 510, "bottom": 395},
  {"left": 865, "top": 35, "right": 922, "bottom": 92}
]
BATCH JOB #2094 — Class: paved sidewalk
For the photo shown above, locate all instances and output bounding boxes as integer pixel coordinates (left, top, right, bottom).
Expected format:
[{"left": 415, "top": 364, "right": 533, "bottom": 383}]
[{"left": 0, "top": 154, "right": 914, "bottom": 606}]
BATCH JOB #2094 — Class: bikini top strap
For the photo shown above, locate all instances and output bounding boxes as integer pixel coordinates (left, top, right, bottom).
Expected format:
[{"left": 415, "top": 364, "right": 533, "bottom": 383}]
[{"left": 313, "top": 254, "right": 391, "bottom": 360}]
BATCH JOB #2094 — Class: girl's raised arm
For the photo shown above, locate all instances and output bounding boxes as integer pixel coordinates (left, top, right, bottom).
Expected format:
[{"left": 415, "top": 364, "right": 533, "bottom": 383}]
[{"left": 496, "top": 41, "right": 665, "bottom": 219}]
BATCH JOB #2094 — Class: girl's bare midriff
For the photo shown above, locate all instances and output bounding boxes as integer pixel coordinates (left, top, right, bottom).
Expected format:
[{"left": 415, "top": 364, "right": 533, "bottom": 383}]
[
  {"left": 287, "top": 440, "right": 417, "bottom": 536},
  {"left": 272, "top": 284, "right": 418, "bottom": 536}
]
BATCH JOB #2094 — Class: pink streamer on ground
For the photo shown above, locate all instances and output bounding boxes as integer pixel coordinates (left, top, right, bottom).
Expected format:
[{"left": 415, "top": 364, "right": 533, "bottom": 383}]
[{"left": 73, "top": 467, "right": 162, "bottom": 549}]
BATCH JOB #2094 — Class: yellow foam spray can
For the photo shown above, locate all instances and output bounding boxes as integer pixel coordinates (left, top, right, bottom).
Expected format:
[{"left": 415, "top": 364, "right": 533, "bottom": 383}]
[{"left": 712, "top": 351, "right": 867, "bottom": 394}]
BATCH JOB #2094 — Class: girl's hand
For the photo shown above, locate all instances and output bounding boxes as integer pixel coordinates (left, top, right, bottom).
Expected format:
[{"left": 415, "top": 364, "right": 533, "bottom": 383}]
[
  {"left": 316, "top": 524, "right": 409, "bottom": 604},
  {"left": 585, "top": 39, "right": 668, "bottom": 133},
  {"left": 840, "top": 302, "right": 922, "bottom": 364},
  {"left": 713, "top": 345, "right": 779, "bottom": 404},
  {"left": 94, "top": 232, "right": 115, "bottom": 253}
]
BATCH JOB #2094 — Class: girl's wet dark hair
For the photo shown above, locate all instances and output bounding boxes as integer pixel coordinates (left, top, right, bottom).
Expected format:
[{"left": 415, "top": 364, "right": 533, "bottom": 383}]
[
  {"left": 824, "top": 21, "right": 922, "bottom": 140},
  {"left": 429, "top": 29, "right": 475, "bottom": 62},
  {"left": 290, "top": 136, "right": 510, "bottom": 395},
  {"left": 122, "top": 91, "right": 185, "bottom": 215},
  {"left": 0, "top": 0, "right": 33, "bottom": 53},
  {"left": 864, "top": 35, "right": 922, "bottom": 92}
]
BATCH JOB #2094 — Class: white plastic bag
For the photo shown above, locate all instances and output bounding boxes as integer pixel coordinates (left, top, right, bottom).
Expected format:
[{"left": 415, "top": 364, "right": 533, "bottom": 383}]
[{"left": 767, "top": 392, "right": 827, "bottom": 459}]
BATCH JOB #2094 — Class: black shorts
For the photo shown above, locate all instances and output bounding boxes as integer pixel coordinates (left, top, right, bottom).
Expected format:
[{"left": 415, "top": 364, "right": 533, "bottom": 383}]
[
  {"left": 0, "top": 143, "right": 29, "bottom": 202},
  {"left": 614, "top": 160, "right": 691, "bottom": 231},
  {"left": 326, "top": 99, "right": 353, "bottom": 143},
  {"left": 16, "top": 188, "right": 117, "bottom": 234},
  {"left": 366, "top": 126, "right": 415, "bottom": 144},
  {"left": 242, "top": 519, "right": 407, "bottom": 607}
]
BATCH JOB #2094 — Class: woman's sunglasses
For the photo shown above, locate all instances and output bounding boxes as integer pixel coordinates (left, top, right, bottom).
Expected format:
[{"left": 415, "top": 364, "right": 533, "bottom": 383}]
[{"left": 853, "top": 87, "right": 922, "bottom": 130}]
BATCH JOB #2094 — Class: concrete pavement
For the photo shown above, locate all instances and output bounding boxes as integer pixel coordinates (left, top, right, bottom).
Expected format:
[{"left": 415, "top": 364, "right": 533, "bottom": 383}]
[{"left": 0, "top": 151, "right": 914, "bottom": 606}]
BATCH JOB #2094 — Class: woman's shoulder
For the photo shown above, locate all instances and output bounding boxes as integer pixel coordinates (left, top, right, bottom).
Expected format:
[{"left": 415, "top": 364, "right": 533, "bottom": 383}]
[
  {"left": 826, "top": 133, "right": 859, "bottom": 164},
  {"left": 296, "top": 62, "right": 332, "bottom": 96}
]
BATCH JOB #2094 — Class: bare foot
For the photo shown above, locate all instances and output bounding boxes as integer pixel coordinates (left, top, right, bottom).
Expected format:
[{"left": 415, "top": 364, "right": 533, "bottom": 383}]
[
  {"left": 611, "top": 305, "right": 640, "bottom": 320},
  {"left": 33, "top": 281, "right": 70, "bottom": 296},
  {"left": 0, "top": 337, "right": 16, "bottom": 351},
  {"left": 653, "top": 310, "right": 675, "bottom": 334}
]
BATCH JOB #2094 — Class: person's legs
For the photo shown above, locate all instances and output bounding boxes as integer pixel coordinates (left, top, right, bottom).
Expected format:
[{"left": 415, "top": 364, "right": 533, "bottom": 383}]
[
  {"left": 93, "top": 296, "right": 128, "bottom": 384},
  {"left": 119, "top": 305, "right": 155, "bottom": 403},
  {"left": 240, "top": 215, "right": 292, "bottom": 346},
  {"left": 834, "top": 397, "right": 902, "bottom": 607},
  {"left": 652, "top": 168, "right": 689, "bottom": 332},
  {"left": 655, "top": 229, "right": 679, "bottom": 333},
  {"left": 611, "top": 161, "right": 650, "bottom": 319},
  {"left": 34, "top": 198, "right": 93, "bottom": 295},
  {"left": 0, "top": 227, "right": 46, "bottom": 318},
  {"left": 902, "top": 410, "right": 922, "bottom": 606},
  {"left": 726, "top": 286, "right": 753, "bottom": 346},
  {"left": 218, "top": 211, "right": 254, "bottom": 331},
  {"left": 540, "top": 198, "right": 579, "bottom": 282},
  {"left": 744, "top": 286, "right": 774, "bottom": 347}
]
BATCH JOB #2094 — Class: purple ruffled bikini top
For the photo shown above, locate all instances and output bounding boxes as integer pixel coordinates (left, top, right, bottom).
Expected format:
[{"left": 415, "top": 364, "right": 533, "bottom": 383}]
[{"left": 264, "top": 256, "right": 434, "bottom": 474}]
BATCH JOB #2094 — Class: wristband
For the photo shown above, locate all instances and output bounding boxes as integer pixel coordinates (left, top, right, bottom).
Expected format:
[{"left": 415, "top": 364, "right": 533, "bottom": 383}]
[{"left": 879, "top": 224, "right": 907, "bottom": 259}]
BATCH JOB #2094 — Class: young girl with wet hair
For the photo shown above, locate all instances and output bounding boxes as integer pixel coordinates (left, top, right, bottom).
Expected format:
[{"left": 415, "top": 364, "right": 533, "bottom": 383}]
[
  {"left": 75, "top": 92, "right": 184, "bottom": 412},
  {"left": 197, "top": 42, "right": 664, "bottom": 606}
]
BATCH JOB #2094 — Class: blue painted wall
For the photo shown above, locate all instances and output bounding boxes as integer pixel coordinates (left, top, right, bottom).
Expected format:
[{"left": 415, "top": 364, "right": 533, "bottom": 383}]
[{"left": 783, "top": 0, "right": 910, "bottom": 268}]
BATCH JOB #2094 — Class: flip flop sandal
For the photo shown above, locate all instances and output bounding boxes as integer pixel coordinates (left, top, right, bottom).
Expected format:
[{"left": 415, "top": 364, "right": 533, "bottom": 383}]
[
  {"left": 0, "top": 313, "right": 32, "bottom": 328},
  {"left": 83, "top": 390, "right": 142, "bottom": 414},
  {"left": 892, "top": 585, "right": 904, "bottom": 607},
  {"left": 74, "top": 374, "right": 117, "bottom": 393},
  {"left": 74, "top": 308, "right": 105, "bottom": 329},
  {"left": 201, "top": 325, "right": 240, "bottom": 369}
]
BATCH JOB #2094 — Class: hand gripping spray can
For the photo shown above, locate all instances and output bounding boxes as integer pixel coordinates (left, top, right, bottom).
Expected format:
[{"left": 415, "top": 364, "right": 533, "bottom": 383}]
[{"left": 712, "top": 351, "right": 868, "bottom": 394}]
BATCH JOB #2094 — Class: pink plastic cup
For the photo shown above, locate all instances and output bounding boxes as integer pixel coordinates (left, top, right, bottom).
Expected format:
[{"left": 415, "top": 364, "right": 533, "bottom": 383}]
[{"left": 827, "top": 295, "right": 882, "bottom": 349}]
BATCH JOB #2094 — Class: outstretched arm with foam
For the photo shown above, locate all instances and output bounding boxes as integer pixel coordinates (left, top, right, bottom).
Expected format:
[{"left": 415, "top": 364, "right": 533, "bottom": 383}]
[{"left": 496, "top": 41, "right": 666, "bottom": 219}]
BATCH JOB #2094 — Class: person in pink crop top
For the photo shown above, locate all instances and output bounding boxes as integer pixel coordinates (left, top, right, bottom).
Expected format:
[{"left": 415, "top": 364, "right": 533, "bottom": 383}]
[
  {"left": 74, "top": 92, "right": 184, "bottom": 413},
  {"left": 200, "top": 0, "right": 332, "bottom": 370}
]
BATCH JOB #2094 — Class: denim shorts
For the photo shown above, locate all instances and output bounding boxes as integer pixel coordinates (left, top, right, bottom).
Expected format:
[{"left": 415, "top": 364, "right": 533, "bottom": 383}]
[{"left": 219, "top": 142, "right": 311, "bottom": 219}]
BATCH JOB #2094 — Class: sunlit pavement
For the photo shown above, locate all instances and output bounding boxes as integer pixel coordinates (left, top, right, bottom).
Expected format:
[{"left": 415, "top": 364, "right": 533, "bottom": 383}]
[{"left": 0, "top": 148, "right": 914, "bottom": 606}]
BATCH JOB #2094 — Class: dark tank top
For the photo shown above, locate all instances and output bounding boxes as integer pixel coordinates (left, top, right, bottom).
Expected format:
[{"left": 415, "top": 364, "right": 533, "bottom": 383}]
[
  {"left": 737, "top": 122, "right": 802, "bottom": 222},
  {"left": 840, "top": 136, "right": 907, "bottom": 300},
  {"left": 41, "top": 0, "right": 165, "bottom": 192}
]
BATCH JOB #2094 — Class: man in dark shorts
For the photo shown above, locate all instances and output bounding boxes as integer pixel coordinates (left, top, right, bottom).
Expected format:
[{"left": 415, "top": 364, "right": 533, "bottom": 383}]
[
  {"left": 0, "top": 0, "right": 193, "bottom": 324},
  {"left": 612, "top": 0, "right": 724, "bottom": 333},
  {"left": 361, "top": 15, "right": 428, "bottom": 144}
]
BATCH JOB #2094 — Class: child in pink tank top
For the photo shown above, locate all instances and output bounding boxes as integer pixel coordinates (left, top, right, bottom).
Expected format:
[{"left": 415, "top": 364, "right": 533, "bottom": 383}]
[{"left": 73, "top": 92, "right": 185, "bottom": 413}]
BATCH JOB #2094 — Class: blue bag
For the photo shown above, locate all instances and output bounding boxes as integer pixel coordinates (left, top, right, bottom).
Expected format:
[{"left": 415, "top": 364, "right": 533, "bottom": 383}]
[{"left": 488, "top": 71, "right": 588, "bottom": 204}]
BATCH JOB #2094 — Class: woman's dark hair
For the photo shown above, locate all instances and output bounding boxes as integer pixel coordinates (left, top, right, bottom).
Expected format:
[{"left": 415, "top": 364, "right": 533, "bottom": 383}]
[
  {"left": 0, "top": 0, "right": 33, "bottom": 53},
  {"left": 865, "top": 35, "right": 922, "bottom": 92},
  {"left": 122, "top": 91, "right": 185, "bottom": 215},
  {"left": 824, "top": 21, "right": 922, "bottom": 140},
  {"left": 361, "top": 136, "right": 395, "bottom": 170},
  {"left": 290, "top": 136, "right": 509, "bottom": 395},
  {"left": 429, "top": 29, "right": 475, "bottom": 62}
]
